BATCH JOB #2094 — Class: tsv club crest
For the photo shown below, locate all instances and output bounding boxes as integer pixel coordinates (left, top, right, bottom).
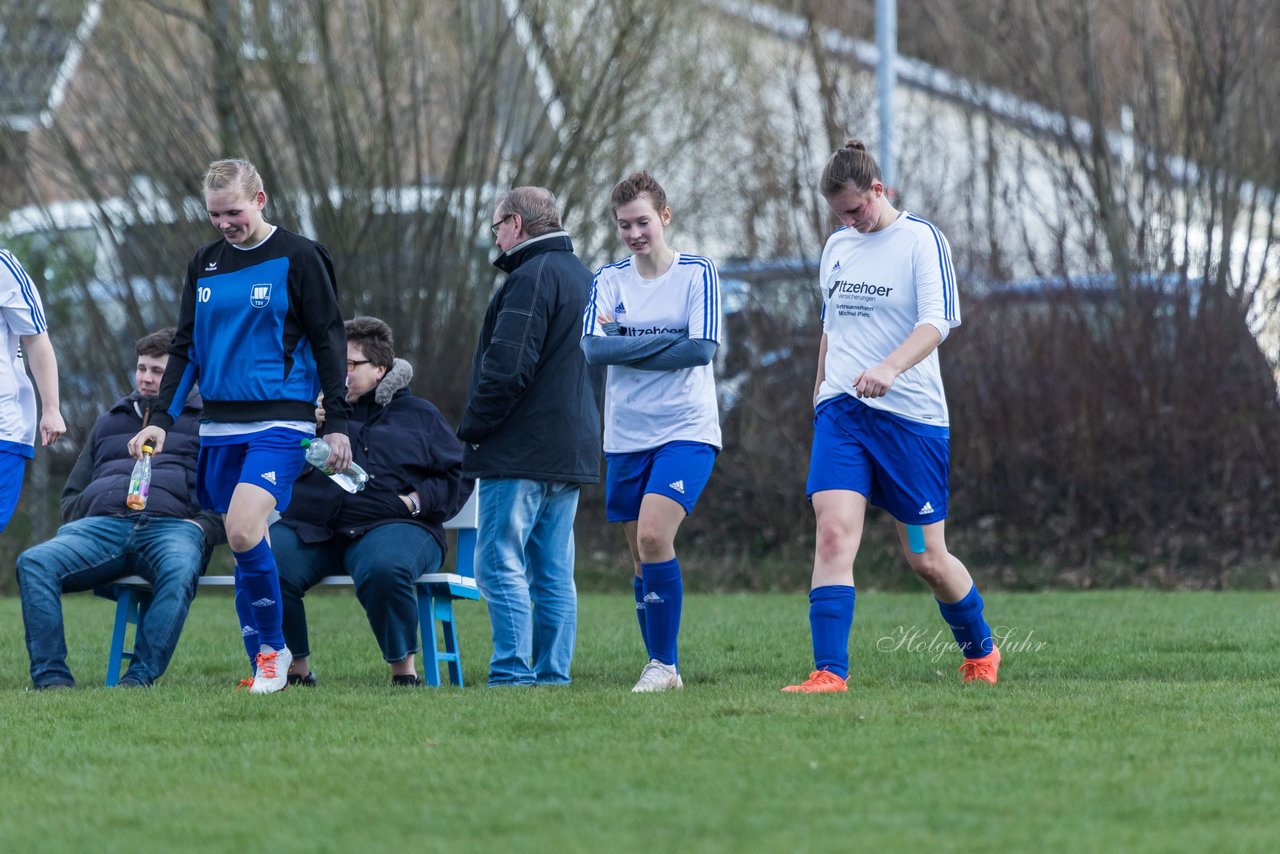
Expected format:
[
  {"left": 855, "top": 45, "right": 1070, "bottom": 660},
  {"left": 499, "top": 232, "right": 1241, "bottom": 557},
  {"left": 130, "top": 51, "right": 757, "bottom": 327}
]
[{"left": 249, "top": 283, "right": 272, "bottom": 308}]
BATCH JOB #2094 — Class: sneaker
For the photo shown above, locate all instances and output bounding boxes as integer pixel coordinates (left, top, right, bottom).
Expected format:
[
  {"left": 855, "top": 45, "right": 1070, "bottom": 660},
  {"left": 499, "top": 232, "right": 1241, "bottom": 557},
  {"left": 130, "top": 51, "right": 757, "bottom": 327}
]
[
  {"left": 249, "top": 646, "right": 293, "bottom": 695},
  {"left": 631, "top": 659, "right": 682, "bottom": 693},
  {"left": 781, "top": 670, "right": 849, "bottom": 693},
  {"left": 392, "top": 674, "right": 424, "bottom": 687},
  {"left": 116, "top": 675, "right": 152, "bottom": 688},
  {"left": 287, "top": 671, "right": 318, "bottom": 687},
  {"left": 34, "top": 679, "right": 75, "bottom": 691},
  {"left": 959, "top": 645, "right": 1001, "bottom": 684}
]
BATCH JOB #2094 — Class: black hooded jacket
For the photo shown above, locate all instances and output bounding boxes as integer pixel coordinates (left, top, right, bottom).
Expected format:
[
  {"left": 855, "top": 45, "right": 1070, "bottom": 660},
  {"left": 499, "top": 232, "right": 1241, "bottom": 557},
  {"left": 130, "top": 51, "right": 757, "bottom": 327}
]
[
  {"left": 457, "top": 232, "right": 601, "bottom": 483},
  {"left": 279, "top": 359, "right": 472, "bottom": 555},
  {"left": 60, "top": 392, "right": 224, "bottom": 548}
]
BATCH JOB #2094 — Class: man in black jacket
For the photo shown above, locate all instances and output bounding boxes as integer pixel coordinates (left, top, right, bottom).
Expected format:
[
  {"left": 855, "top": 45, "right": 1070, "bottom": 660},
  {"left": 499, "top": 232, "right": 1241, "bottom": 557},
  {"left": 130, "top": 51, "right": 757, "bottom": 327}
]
[
  {"left": 17, "top": 329, "right": 224, "bottom": 689},
  {"left": 459, "top": 186, "right": 601, "bottom": 686}
]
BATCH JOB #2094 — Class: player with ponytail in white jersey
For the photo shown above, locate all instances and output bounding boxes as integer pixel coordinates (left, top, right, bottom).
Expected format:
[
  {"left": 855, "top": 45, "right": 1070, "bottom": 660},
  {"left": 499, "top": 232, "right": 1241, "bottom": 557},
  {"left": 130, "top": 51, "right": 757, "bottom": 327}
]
[{"left": 783, "top": 140, "right": 1001, "bottom": 693}]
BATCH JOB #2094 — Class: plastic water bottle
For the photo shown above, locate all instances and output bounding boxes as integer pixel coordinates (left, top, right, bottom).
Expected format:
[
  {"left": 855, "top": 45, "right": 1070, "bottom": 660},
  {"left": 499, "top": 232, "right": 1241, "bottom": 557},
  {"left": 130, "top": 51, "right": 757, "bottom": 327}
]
[
  {"left": 126, "top": 443, "right": 154, "bottom": 510},
  {"left": 300, "top": 437, "right": 368, "bottom": 493}
]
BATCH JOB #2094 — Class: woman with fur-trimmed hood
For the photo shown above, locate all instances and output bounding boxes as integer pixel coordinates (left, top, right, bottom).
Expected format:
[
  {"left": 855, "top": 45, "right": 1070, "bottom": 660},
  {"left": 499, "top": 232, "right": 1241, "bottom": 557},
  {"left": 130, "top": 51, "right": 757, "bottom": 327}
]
[{"left": 272, "top": 316, "right": 473, "bottom": 687}]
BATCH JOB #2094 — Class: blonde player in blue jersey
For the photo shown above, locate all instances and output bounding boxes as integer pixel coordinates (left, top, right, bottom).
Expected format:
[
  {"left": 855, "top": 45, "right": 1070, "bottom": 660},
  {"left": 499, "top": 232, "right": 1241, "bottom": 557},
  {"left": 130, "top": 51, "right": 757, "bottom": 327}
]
[
  {"left": 783, "top": 140, "right": 1000, "bottom": 693},
  {"left": 129, "top": 159, "right": 352, "bottom": 695},
  {"left": 582, "top": 171, "right": 721, "bottom": 692}
]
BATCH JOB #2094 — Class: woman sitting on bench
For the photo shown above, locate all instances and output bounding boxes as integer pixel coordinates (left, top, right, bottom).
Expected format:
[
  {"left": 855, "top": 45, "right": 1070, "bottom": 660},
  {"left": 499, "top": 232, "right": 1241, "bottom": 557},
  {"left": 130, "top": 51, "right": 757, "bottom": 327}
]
[{"left": 271, "top": 316, "right": 473, "bottom": 687}]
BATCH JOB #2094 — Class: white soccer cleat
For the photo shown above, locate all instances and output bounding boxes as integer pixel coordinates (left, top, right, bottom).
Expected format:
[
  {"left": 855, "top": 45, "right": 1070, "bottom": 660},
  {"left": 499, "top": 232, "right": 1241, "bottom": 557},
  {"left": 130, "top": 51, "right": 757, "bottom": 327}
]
[
  {"left": 249, "top": 645, "right": 292, "bottom": 695},
  {"left": 631, "top": 659, "right": 683, "bottom": 693}
]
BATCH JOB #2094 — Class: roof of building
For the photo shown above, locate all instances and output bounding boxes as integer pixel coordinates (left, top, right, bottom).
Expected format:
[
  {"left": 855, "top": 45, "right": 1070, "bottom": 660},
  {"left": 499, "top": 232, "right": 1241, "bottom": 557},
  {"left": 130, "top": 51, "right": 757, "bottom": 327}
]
[{"left": 0, "top": 0, "right": 100, "bottom": 131}]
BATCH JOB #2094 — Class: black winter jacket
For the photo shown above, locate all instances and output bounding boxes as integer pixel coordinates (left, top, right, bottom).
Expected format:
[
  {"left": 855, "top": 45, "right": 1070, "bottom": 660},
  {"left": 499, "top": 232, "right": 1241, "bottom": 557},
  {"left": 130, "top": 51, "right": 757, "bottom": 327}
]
[
  {"left": 60, "top": 393, "right": 225, "bottom": 549},
  {"left": 279, "top": 359, "right": 473, "bottom": 556},
  {"left": 458, "top": 232, "right": 601, "bottom": 482}
]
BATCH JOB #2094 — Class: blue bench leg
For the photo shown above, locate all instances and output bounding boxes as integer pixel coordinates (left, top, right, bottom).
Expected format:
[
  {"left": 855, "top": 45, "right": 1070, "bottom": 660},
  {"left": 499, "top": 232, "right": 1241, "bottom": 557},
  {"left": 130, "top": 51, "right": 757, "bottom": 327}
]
[
  {"left": 416, "top": 584, "right": 465, "bottom": 688},
  {"left": 106, "top": 588, "right": 139, "bottom": 687},
  {"left": 437, "top": 598, "right": 463, "bottom": 687},
  {"left": 418, "top": 585, "right": 443, "bottom": 687}
]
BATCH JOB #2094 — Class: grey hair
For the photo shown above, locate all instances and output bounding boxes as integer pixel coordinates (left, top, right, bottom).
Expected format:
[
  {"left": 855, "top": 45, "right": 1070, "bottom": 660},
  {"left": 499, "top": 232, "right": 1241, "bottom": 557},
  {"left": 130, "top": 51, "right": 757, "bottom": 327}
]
[{"left": 495, "top": 186, "right": 563, "bottom": 237}]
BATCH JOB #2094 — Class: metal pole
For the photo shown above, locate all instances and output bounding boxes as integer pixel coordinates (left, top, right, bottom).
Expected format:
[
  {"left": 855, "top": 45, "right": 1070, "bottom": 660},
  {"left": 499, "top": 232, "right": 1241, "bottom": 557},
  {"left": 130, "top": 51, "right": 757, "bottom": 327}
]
[{"left": 876, "top": 0, "right": 897, "bottom": 192}]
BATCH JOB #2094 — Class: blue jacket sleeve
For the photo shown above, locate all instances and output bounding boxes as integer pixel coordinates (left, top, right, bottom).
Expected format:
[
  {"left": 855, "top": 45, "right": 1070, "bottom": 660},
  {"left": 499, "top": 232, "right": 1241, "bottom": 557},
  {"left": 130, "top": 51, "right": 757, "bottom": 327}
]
[
  {"left": 59, "top": 417, "right": 103, "bottom": 522},
  {"left": 581, "top": 332, "right": 685, "bottom": 366},
  {"left": 457, "top": 271, "right": 549, "bottom": 443},
  {"left": 411, "top": 406, "right": 473, "bottom": 523},
  {"left": 628, "top": 337, "right": 718, "bottom": 371}
]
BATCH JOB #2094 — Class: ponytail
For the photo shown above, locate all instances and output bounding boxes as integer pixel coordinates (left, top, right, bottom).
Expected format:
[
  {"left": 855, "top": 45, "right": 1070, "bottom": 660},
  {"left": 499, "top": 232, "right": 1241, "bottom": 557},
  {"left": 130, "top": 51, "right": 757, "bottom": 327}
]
[{"left": 820, "top": 139, "right": 881, "bottom": 197}]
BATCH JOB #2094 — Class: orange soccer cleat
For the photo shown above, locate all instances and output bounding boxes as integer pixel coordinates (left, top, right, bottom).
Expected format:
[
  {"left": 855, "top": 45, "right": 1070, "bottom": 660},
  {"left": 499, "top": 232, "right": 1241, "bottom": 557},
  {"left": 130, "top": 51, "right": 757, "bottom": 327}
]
[
  {"left": 781, "top": 669, "right": 849, "bottom": 693},
  {"left": 959, "top": 645, "right": 1001, "bottom": 684}
]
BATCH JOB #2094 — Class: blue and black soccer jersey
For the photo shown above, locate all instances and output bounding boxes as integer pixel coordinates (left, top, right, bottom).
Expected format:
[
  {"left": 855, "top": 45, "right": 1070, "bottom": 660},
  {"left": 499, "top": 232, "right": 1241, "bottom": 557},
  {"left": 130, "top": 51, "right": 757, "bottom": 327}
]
[{"left": 151, "top": 227, "right": 350, "bottom": 436}]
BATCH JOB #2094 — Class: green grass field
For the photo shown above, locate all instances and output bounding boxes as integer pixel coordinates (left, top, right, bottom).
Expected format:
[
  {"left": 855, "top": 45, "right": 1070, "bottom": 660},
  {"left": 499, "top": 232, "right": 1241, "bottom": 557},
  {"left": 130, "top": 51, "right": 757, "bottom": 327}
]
[{"left": 1, "top": 590, "right": 1276, "bottom": 853}]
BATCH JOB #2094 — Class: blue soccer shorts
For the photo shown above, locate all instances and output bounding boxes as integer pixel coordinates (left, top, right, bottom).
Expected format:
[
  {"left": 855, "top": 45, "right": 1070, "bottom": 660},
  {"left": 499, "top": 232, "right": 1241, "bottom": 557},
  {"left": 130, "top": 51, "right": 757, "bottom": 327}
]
[
  {"left": 196, "top": 426, "right": 310, "bottom": 513},
  {"left": 806, "top": 394, "right": 950, "bottom": 525},
  {"left": 605, "top": 440, "right": 718, "bottom": 523},
  {"left": 0, "top": 447, "right": 30, "bottom": 533}
]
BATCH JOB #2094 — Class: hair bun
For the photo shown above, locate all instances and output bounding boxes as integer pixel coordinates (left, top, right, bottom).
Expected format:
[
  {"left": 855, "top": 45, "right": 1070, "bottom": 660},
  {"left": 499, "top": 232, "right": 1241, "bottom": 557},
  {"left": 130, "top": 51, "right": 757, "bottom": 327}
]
[{"left": 845, "top": 139, "right": 866, "bottom": 152}]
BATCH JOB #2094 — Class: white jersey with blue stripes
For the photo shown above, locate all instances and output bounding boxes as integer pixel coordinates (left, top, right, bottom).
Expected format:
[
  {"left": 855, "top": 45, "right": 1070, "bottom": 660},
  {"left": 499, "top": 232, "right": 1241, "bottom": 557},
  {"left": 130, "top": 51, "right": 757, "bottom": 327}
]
[
  {"left": 583, "top": 252, "right": 722, "bottom": 453},
  {"left": 0, "top": 249, "right": 49, "bottom": 454},
  {"left": 817, "top": 212, "right": 960, "bottom": 426}
]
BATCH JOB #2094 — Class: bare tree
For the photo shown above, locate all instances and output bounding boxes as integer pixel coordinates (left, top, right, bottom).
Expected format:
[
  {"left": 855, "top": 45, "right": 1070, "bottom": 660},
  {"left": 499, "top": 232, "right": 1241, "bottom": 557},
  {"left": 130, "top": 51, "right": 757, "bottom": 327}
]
[
  {"left": 0, "top": 0, "right": 767, "bottom": 572},
  {"left": 3, "top": 0, "right": 1277, "bottom": 586},
  {"left": 919, "top": 0, "right": 1280, "bottom": 582}
]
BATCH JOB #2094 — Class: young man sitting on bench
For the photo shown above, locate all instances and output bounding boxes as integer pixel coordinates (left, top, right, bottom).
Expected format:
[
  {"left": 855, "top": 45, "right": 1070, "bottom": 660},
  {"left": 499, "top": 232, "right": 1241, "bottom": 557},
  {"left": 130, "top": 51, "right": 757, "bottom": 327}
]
[{"left": 17, "top": 329, "right": 224, "bottom": 689}]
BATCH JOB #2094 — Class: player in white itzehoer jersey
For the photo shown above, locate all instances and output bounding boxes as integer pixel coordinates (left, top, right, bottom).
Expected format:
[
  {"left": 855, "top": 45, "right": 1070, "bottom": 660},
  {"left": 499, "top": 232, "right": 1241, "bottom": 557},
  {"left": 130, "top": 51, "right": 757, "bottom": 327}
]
[
  {"left": 589, "top": 254, "right": 722, "bottom": 454},
  {"left": 782, "top": 140, "right": 1001, "bottom": 694},
  {"left": 815, "top": 215, "right": 957, "bottom": 426},
  {"left": 581, "top": 171, "right": 721, "bottom": 693},
  {"left": 0, "top": 248, "right": 66, "bottom": 534}
]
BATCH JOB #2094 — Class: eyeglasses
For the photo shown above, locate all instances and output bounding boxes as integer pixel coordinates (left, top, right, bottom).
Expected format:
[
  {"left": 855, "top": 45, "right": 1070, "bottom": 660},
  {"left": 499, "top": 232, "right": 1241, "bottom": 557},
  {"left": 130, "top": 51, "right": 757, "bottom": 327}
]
[
  {"left": 489, "top": 213, "right": 515, "bottom": 237},
  {"left": 346, "top": 359, "right": 371, "bottom": 370}
]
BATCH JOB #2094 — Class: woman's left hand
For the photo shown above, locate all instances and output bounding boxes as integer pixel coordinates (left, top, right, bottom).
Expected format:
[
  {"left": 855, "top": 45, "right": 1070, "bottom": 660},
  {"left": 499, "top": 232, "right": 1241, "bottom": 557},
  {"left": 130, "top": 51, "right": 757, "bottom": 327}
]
[{"left": 323, "top": 432, "right": 354, "bottom": 471}]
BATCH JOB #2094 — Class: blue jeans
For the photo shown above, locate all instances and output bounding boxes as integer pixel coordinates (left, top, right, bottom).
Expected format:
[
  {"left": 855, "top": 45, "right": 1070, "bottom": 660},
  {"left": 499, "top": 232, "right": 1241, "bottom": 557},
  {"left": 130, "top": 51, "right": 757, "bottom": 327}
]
[
  {"left": 474, "top": 478, "right": 580, "bottom": 686},
  {"left": 17, "top": 515, "right": 207, "bottom": 687},
  {"left": 271, "top": 522, "right": 443, "bottom": 664}
]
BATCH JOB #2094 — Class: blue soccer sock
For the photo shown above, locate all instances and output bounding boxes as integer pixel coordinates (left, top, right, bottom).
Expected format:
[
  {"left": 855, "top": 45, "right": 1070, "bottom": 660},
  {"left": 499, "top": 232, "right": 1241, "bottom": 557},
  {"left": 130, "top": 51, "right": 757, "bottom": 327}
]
[
  {"left": 937, "top": 583, "right": 995, "bottom": 659},
  {"left": 233, "top": 539, "right": 286, "bottom": 651},
  {"left": 231, "top": 569, "right": 260, "bottom": 669},
  {"left": 809, "top": 585, "right": 856, "bottom": 679},
  {"left": 641, "top": 558, "right": 682, "bottom": 668},
  {"left": 632, "top": 574, "right": 651, "bottom": 658}
]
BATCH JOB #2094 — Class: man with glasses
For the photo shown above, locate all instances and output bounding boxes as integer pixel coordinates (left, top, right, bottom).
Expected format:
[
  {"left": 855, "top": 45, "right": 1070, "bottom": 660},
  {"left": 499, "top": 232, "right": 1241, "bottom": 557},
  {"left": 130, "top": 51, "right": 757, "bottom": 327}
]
[{"left": 458, "top": 187, "right": 601, "bottom": 687}]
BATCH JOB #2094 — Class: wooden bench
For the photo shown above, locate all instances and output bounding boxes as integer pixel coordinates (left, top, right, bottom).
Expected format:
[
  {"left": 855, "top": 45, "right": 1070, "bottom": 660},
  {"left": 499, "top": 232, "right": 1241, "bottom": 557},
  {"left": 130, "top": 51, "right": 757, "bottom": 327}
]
[{"left": 96, "top": 488, "right": 481, "bottom": 688}]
